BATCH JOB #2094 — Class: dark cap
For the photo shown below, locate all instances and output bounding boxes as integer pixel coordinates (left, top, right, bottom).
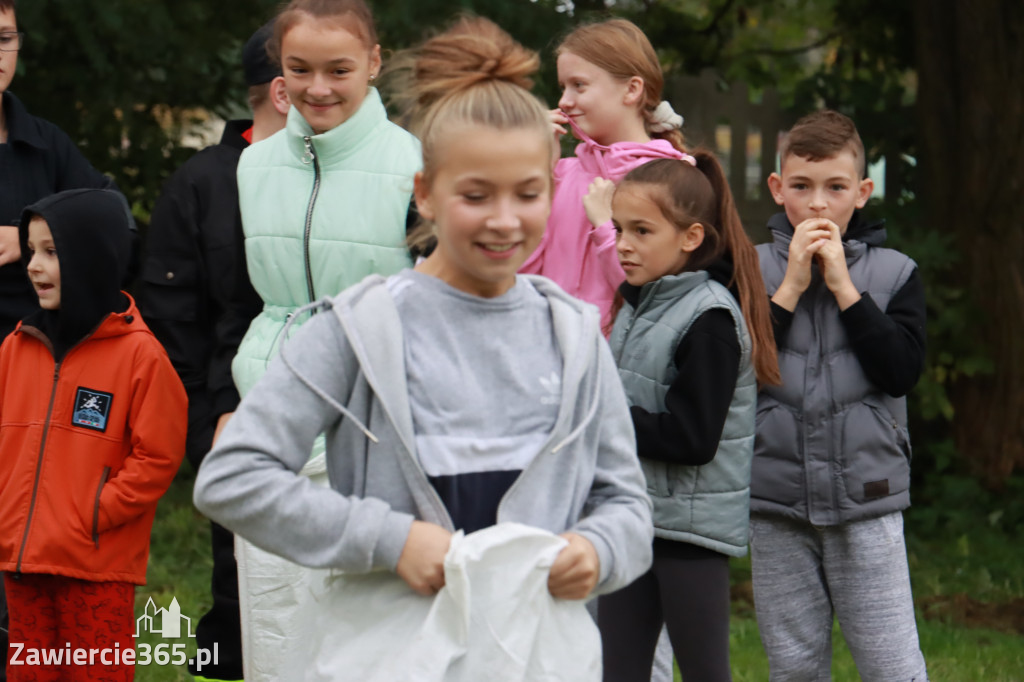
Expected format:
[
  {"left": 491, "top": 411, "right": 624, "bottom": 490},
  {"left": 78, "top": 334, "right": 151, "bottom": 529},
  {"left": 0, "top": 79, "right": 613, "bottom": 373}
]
[{"left": 242, "top": 21, "right": 281, "bottom": 86}]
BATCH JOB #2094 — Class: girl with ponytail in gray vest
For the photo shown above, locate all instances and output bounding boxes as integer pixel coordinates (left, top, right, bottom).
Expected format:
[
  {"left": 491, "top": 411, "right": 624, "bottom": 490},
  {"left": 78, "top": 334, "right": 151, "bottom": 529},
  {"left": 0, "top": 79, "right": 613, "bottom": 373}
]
[{"left": 599, "top": 154, "right": 780, "bottom": 681}]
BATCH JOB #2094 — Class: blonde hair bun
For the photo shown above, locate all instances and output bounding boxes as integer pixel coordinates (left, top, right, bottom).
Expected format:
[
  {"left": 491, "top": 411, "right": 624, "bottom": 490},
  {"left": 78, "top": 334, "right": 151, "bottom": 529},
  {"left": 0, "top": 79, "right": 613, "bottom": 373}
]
[{"left": 387, "top": 15, "right": 540, "bottom": 129}]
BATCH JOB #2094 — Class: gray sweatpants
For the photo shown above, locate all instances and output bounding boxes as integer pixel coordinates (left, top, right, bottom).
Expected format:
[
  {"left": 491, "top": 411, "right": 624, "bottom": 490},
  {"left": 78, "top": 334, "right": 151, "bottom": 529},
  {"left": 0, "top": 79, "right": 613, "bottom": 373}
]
[{"left": 750, "top": 512, "right": 928, "bottom": 682}]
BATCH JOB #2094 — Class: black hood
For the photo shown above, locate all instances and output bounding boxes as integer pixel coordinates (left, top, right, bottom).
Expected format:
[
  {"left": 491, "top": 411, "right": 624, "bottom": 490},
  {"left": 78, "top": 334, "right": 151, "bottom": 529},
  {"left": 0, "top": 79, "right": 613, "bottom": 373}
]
[
  {"left": 19, "top": 188, "right": 132, "bottom": 358},
  {"left": 765, "top": 210, "right": 887, "bottom": 247}
]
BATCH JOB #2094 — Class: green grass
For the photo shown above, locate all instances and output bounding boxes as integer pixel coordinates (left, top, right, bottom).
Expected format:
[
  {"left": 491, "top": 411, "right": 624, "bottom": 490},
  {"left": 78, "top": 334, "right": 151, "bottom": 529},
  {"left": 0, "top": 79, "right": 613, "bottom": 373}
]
[{"left": 136, "top": 469, "right": 1024, "bottom": 681}]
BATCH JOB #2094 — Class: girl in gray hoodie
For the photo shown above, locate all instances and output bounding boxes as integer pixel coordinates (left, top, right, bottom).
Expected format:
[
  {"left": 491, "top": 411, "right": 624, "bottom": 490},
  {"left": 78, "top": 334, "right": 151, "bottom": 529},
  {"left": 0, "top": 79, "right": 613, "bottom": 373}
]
[{"left": 194, "top": 16, "right": 652, "bottom": 678}]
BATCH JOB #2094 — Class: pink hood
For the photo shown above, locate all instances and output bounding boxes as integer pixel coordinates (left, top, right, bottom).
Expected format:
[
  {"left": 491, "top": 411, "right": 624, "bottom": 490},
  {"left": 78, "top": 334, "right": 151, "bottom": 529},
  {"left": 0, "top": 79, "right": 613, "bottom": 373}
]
[{"left": 521, "top": 122, "right": 685, "bottom": 332}]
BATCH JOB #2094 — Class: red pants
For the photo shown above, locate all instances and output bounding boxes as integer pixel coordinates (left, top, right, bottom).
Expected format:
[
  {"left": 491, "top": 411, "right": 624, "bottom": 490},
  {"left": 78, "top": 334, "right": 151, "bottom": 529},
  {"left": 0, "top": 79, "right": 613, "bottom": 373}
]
[{"left": 4, "top": 573, "right": 135, "bottom": 682}]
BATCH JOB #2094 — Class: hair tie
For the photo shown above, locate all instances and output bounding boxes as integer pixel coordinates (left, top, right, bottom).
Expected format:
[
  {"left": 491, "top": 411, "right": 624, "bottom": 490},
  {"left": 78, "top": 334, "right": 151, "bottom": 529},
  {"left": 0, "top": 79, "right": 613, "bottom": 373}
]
[
  {"left": 680, "top": 153, "right": 697, "bottom": 166},
  {"left": 648, "top": 100, "right": 683, "bottom": 133}
]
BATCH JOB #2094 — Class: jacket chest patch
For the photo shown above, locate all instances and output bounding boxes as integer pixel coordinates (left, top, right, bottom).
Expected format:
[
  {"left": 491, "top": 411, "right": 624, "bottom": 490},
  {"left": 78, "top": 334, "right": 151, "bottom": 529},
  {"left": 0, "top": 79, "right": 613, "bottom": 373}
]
[{"left": 72, "top": 387, "right": 113, "bottom": 432}]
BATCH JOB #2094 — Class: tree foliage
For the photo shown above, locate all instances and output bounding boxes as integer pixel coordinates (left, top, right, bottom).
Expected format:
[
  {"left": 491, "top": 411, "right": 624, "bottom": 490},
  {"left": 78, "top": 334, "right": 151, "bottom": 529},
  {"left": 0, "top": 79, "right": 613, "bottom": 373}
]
[{"left": 14, "top": 0, "right": 279, "bottom": 218}]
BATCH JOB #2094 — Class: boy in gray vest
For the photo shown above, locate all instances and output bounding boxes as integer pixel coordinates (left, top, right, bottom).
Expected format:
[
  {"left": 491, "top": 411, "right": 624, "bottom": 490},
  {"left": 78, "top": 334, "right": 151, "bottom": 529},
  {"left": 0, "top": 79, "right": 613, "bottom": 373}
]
[{"left": 751, "top": 110, "right": 928, "bottom": 681}]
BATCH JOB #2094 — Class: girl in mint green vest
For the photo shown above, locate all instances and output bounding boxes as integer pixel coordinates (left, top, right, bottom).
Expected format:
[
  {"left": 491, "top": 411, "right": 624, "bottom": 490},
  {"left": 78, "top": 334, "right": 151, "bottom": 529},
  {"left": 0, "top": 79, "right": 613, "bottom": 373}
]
[
  {"left": 226, "top": 2, "right": 420, "bottom": 679},
  {"left": 601, "top": 155, "right": 780, "bottom": 681}
]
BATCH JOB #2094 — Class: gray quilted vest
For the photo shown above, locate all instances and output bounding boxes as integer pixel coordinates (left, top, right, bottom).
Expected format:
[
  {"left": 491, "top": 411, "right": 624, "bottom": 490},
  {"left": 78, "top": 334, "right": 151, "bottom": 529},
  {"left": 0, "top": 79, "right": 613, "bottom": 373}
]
[
  {"left": 754, "top": 219, "right": 917, "bottom": 526},
  {"left": 609, "top": 271, "right": 756, "bottom": 557}
]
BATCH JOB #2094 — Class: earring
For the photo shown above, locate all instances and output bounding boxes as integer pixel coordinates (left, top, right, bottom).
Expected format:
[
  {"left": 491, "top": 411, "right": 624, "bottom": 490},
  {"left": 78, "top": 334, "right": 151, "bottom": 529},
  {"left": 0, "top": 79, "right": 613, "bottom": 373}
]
[{"left": 369, "top": 73, "right": 377, "bottom": 81}]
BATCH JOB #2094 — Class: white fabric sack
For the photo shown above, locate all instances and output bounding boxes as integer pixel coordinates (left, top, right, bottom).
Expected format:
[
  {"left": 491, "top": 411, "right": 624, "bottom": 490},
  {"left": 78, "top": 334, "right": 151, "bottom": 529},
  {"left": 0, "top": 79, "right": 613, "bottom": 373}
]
[
  {"left": 293, "top": 522, "right": 602, "bottom": 681},
  {"left": 236, "top": 451, "right": 332, "bottom": 682}
]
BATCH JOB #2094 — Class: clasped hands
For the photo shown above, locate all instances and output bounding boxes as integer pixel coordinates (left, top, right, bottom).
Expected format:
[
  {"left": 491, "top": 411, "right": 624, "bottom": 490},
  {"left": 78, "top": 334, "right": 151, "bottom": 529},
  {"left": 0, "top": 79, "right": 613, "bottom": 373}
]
[{"left": 773, "top": 217, "right": 861, "bottom": 312}]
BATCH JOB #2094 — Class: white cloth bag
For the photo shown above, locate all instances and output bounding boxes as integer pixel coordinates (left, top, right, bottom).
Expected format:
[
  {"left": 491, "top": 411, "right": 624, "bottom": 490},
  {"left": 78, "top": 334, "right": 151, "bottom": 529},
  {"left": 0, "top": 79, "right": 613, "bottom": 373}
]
[
  {"left": 291, "top": 522, "right": 602, "bottom": 681},
  {"left": 236, "top": 452, "right": 332, "bottom": 682}
]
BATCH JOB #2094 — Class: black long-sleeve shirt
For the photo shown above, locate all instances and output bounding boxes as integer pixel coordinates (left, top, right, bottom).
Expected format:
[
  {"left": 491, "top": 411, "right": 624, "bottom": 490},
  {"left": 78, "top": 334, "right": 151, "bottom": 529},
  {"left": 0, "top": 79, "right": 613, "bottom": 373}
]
[
  {"left": 620, "top": 272, "right": 742, "bottom": 467},
  {"left": 769, "top": 267, "right": 926, "bottom": 397}
]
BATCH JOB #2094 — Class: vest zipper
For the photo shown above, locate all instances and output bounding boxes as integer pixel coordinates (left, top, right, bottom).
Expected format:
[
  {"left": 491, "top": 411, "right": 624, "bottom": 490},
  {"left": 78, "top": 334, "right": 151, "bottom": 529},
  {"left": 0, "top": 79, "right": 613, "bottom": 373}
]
[
  {"left": 302, "top": 136, "right": 322, "bottom": 306},
  {"left": 815, "top": 282, "right": 838, "bottom": 519},
  {"left": 16, "top": 362, "right": 62, "bottom": 572}
]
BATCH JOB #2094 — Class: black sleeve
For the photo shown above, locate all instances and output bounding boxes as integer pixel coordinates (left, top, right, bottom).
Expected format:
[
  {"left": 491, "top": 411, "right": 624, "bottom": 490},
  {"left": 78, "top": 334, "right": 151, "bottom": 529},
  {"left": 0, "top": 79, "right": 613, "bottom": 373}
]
[
  {"left": 769, "top": 299, "right": 795, "bottom": 347},
  {"left": 209, "top": 219, "right": 262, "bottom": 418},
  {"left": 630, "top": 309, "right": 741, "bottom": 466},
  {"left": 840, "top": 268, "right": 927, "bottom": 397}
]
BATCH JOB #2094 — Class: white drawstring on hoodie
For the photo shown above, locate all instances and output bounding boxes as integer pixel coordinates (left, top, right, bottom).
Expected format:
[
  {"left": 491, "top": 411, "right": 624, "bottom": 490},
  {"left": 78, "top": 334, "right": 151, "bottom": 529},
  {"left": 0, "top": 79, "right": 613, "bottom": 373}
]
[{"left": 278, "top": 298, "right": 380, "bottom": 444}]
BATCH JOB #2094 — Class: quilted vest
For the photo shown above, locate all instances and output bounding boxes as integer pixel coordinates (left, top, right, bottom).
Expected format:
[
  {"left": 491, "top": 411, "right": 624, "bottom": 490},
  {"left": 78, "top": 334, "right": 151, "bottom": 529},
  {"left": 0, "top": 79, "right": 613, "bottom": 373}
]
[
  {"left": 609, "top": 271, "right": 756, "bottom": 556},
  {"left": 753, "top": 223, "right": 917, "bottom": 526},
  {"left": 233, "top": 88, "right": 421, "bottom": 400}
]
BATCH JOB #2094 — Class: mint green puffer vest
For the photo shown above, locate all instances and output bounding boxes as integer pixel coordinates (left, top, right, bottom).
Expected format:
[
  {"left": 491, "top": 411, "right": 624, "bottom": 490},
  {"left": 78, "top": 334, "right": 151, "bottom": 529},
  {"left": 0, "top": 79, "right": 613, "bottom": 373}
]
[
  {"left": 233, "top": 88, "right": 421, "bottom": 402},
  {"left": 609, "top": 271, "right": 756, "bottom": 556}
]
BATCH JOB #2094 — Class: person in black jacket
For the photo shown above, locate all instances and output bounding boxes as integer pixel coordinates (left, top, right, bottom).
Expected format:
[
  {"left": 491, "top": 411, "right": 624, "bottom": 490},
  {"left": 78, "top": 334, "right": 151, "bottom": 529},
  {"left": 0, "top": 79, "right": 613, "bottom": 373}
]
[
  {"left": 137, "top": 22, "right": 288, "bottom": 682},
  {"left": 0, "top": 0, "right": 123, "bottom": 340}
]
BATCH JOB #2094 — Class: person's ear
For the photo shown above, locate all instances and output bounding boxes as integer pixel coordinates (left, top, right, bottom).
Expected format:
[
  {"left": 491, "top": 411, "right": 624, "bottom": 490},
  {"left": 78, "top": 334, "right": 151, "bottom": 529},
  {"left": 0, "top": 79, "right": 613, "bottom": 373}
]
[
  {"left": 270, "top": 76, "right": 290, "bottom": 116},
  {"left": 767, "top": 172, "right": 785, "bottom": 206},
  {"left": 855, "top": 176, "right": 874, "bottom": 208},
  {"left": 368, "top": 44, "right": 382, "bottom": 82},
  {"left": 679, "top": 222, "right": 705, "bottom": 253},
  {"left": 624, "top": 76, "right": 644, "bottom": 107},
  {"left": 413, "top": 172, "right": 434, "bottom": 221}
]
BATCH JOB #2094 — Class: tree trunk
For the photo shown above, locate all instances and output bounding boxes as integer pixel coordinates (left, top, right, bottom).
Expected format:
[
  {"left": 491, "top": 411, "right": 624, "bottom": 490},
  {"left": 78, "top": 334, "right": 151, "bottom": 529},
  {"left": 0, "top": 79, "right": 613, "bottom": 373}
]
[{"left": 913, "top": 1, "right": 1024, "bottom": 485}]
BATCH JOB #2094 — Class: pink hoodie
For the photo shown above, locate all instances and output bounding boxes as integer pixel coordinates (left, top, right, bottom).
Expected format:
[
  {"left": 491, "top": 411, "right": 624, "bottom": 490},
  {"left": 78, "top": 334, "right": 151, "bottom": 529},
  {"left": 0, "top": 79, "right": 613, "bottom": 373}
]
[{"left": 520, "top": 125, "right": 685, "bottom": 331}]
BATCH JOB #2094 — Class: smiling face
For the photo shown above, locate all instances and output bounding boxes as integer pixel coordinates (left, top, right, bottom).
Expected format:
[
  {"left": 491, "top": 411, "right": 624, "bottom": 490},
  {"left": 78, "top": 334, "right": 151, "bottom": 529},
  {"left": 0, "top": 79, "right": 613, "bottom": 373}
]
[
  {"left": 414, "top": 125, "right": 552, "bottom": 298},
  {"left": 26, "top": 216, "right": 61, "bottom": 309},
  {"left": 280, "top": 13, "right": 380, "bottom": 134},
  {"left": 0, "top": 6, "right": 17, "bottom": 96},
  {"left": 768, "top": 149, "right": 873, "bottom": 234},
  {"left": 556, "top": 50, "right": 645, "bottom": 146},
  {"left": 613, "top": 184, "right": 703, "bottom": 286}
]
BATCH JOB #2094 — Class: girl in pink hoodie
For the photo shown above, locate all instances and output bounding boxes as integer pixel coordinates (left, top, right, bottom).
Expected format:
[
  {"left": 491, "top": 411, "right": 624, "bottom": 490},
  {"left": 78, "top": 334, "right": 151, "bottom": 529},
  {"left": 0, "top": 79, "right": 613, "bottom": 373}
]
[{"left": 520, "top": 19, "right": 689, "bottom": 332}]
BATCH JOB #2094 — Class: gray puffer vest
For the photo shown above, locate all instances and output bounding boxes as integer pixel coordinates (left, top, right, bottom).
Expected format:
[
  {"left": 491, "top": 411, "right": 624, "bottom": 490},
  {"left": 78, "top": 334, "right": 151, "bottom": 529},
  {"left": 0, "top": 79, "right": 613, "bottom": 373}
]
[
  {"left": 609, "top": 271, "right": 756, "bottom": 557},
  {"left": 753, "top": 214, "right": 917, "bottom": 526}
]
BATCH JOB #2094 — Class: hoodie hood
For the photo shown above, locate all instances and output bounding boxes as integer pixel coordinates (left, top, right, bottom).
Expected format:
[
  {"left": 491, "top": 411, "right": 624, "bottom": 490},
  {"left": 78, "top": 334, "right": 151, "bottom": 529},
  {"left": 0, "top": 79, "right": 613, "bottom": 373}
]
[
  {"left": 566, "top": 116, "right": 685, "bottom": 183},
  {"left": 765, "top": 210, "right": 887, "bottom": 248},
  {"left": 19, "top": 189, "right": 133, "bottom": 357}
]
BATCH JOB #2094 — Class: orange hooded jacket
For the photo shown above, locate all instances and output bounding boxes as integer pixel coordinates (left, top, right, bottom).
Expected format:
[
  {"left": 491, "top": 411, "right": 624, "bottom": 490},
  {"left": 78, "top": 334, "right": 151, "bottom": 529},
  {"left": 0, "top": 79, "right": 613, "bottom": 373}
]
[
  {"left": 1, "top": 188, "right": 187, "bottom": 585},
  {"left": 0, "top": 296, "right": 187, "bottom": 584}
]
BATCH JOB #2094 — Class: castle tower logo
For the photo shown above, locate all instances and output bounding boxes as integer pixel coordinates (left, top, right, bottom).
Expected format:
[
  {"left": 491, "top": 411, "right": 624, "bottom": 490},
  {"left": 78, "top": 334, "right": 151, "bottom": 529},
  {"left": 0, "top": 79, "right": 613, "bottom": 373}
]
[{"left": 134, "top": 597, "right": 196, "bottom": 639}]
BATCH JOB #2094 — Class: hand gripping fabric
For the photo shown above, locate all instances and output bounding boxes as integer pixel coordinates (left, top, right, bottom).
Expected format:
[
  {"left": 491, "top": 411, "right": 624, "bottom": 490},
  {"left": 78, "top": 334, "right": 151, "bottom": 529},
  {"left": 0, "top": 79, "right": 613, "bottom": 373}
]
[{"left": 288, "top": 523, "right": 602, "bottom": 681}]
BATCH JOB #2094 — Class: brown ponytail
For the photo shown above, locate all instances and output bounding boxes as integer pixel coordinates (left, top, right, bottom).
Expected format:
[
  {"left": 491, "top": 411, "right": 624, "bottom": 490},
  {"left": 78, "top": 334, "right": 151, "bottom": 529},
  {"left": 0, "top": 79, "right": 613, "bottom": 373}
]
[{"left": 617, "top": 155, "right": 781, "bottom": 386}]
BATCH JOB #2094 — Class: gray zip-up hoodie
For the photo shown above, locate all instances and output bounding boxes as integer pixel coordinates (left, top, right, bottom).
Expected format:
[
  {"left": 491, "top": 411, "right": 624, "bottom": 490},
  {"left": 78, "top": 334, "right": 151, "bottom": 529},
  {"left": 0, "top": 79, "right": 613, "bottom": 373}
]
[{"left": 194, "top": 274, "right": 653, "bottom": 595}]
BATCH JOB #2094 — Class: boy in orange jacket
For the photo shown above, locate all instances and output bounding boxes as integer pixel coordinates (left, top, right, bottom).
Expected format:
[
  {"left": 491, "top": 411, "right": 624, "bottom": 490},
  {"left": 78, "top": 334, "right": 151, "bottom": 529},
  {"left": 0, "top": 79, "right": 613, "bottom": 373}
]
[{"left": 0, "top": 188, "right": 187, "bottom": 681}]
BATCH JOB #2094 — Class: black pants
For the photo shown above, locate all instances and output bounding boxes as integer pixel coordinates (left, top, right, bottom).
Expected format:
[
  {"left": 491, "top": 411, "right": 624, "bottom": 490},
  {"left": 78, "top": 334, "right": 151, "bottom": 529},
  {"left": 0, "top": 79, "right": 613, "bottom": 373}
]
[
  {"left": 187, "top": 409, "right": 244, "bottom": 679},
  {"left": 598, "top": 540, "right": 732, "bottom": 682},
  {"left": 188, "top": 520, "right": 244, "bottom": 679}
]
